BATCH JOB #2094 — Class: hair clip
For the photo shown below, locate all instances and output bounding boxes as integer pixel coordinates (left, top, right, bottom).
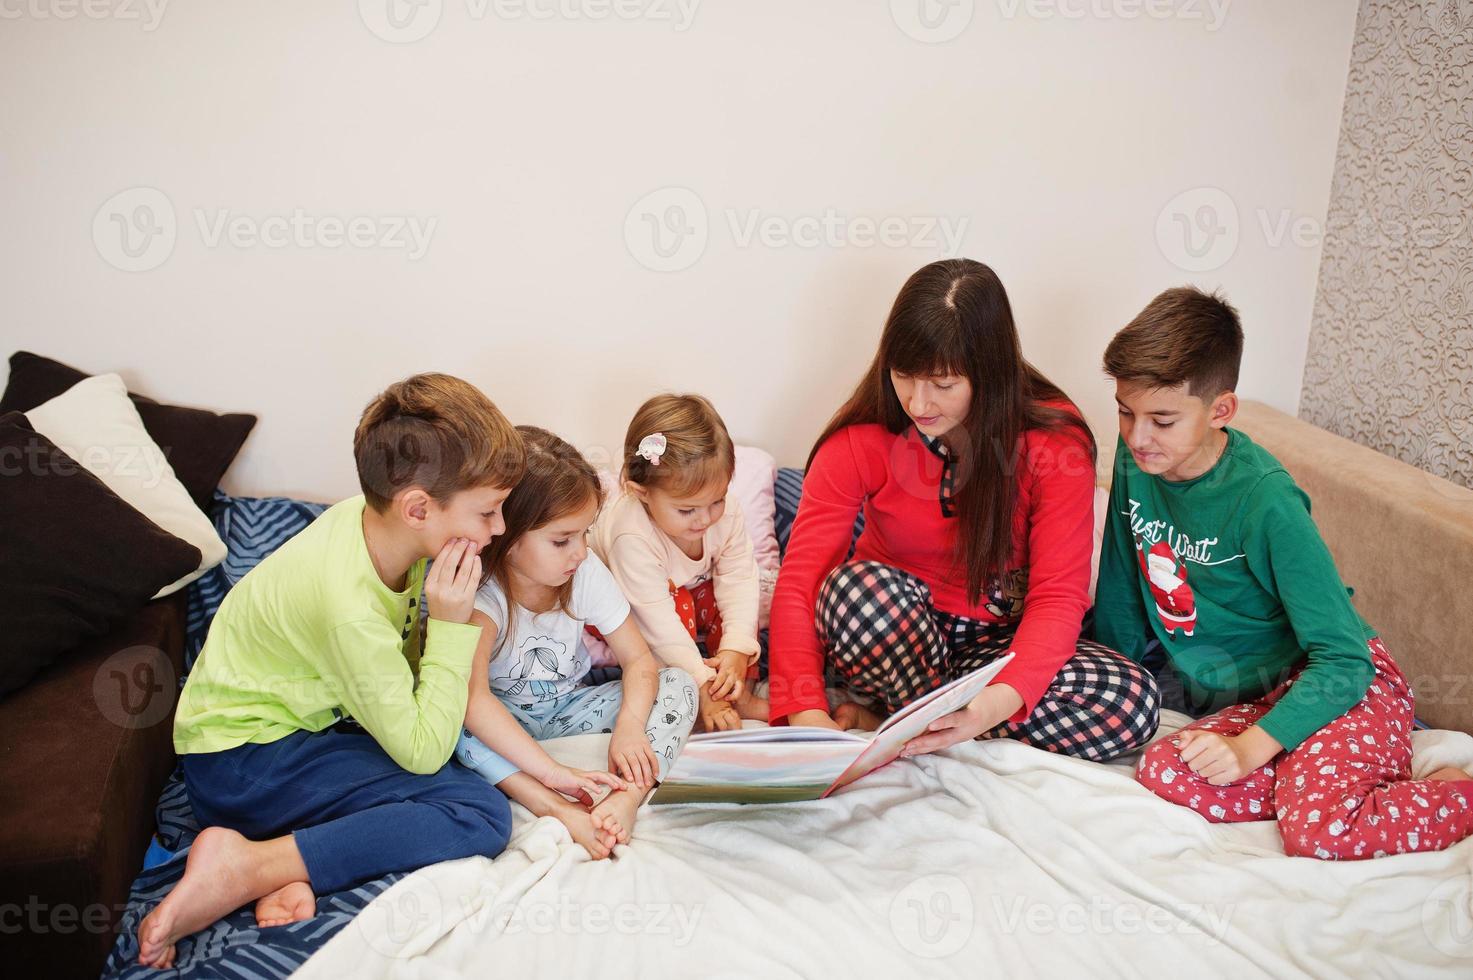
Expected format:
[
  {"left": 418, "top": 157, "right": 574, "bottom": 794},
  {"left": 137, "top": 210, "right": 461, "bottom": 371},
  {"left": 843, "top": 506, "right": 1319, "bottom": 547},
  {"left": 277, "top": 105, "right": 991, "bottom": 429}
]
[{"left": 636, "top": 432, "right": 667, "bottom": 466}]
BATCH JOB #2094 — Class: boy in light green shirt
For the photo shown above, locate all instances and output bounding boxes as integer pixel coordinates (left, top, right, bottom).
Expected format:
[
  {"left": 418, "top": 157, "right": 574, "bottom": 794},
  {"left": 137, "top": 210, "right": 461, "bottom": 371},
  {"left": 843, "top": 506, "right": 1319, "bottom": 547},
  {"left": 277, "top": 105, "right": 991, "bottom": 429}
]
[
  {"left": 139, "top": 373, "right": 524, "bottom": 968},
  {"left": 173, "top": 494, "right": 481, "bottom": 771}
]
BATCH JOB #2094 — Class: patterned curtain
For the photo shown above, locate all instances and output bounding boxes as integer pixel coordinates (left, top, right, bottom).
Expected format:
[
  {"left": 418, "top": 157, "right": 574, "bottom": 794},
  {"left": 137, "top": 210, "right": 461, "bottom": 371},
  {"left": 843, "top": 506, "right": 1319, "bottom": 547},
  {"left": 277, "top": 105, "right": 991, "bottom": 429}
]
[{"left": 1300, "top": 0, "right": 1473, "bottom": 489}]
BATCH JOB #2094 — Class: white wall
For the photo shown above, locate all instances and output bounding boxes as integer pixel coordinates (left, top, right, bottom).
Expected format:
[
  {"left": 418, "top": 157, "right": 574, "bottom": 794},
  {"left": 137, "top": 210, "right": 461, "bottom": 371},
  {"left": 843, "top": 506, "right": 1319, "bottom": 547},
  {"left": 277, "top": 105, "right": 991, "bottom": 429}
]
[{"left": 0, "top": 0, "right": 1359, "bottom": 500}]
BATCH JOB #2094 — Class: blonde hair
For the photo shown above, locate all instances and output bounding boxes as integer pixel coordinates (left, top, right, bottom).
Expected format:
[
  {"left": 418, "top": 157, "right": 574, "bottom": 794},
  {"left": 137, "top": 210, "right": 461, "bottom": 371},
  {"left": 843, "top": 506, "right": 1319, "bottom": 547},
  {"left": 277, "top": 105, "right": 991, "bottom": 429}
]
[
  {"left": 621, "top": 393, "right": 734, "bottom": 498},
  {"left": 354, "top": 373, "right": 524, "bottom": 513}
]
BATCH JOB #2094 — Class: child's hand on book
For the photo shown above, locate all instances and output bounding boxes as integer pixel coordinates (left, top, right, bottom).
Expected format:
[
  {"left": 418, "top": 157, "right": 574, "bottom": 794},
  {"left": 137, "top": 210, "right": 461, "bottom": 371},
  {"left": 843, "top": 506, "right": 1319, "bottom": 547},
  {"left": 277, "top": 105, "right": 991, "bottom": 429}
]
[
  {"left": 425, "top": 538, "right": 482, "bottom": 625},
  {"left": 609, "top": 722, "right": 660, "bottom": 789},
  {"left": 707, "top": 650, "right": 748, "bottom": 701}
]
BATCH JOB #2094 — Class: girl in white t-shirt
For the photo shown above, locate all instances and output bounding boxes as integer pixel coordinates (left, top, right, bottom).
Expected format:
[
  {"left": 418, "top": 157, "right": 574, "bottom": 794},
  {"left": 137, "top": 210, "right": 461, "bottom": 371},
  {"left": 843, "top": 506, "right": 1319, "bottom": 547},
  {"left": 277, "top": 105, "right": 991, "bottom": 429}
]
[
  {"left": 590, "top": 394, "right": 768, "bottom": 733},
  {"left": 455, "top": 426, "right": 697, "bottom": 857}
]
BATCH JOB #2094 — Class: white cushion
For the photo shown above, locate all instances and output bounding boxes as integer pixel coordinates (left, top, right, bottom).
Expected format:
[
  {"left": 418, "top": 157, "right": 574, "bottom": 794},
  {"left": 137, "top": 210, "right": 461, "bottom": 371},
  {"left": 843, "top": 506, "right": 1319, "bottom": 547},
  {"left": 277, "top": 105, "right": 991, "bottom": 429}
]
[
  {"left": 1089, "top": 484, "right": 1109, "bottom": 601},
  {"left": 26, "top": 373, "right": 227, "bottom": 598}
]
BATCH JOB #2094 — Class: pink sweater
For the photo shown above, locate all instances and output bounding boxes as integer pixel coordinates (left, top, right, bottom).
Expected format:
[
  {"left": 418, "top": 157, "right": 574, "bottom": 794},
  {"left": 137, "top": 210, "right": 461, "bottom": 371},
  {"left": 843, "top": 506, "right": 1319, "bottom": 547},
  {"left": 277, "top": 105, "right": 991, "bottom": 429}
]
[{"left": 590, "top": 492, "right": 761, "bottom": 687}]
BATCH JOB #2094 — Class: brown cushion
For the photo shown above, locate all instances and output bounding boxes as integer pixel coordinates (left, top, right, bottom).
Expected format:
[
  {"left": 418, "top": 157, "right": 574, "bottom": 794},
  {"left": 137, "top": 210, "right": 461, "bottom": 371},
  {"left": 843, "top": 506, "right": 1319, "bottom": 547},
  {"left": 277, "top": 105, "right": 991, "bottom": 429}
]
[
  {"left": 0, "top": 412, "right": 203, "bottom": 696},
  {"left": 0, "top": 596, "right": 187, "bottom": 980},
  {"left": 0, "top": 351, "right": 256, "bottom": 511}
]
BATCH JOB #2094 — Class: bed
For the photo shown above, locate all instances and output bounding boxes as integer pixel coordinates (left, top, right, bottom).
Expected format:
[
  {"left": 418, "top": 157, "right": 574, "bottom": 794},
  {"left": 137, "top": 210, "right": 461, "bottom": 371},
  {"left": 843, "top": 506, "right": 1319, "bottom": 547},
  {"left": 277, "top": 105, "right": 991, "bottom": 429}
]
[
  {"left": 290, "top": 716, "right": 1473, "bottom": 979},
  {"left": 101, "top": 401, "right": 1473, "bottom": 978}
]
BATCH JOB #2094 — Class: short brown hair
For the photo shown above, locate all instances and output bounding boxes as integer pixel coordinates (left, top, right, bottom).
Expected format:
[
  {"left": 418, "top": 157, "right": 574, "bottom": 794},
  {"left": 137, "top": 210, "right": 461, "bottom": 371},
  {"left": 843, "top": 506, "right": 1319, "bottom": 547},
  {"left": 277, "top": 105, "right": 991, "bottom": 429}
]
[
  {"left": 1103, "top": 286, "right": 1244, "bottom": 398},
  {"left": 621, "top": 393, "right": 735, "bottom": 498},
  {"left": 354, "top": 373, "right": 524, "bottom": 512}
]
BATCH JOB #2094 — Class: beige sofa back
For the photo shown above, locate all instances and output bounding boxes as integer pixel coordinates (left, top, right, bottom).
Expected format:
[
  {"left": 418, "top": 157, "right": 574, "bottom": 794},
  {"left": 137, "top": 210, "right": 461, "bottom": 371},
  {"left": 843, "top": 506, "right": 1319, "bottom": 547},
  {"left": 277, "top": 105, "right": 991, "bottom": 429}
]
[{"left": 1233, "top": 401, "right": 1473, "bottom": 734}]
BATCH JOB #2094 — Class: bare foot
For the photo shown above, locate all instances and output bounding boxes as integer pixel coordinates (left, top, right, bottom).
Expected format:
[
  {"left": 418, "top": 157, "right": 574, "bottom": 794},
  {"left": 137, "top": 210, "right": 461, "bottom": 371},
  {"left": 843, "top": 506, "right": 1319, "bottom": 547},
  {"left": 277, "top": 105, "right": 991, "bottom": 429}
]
[
  {"left": 137, "top": 827, "right": 264, "bottom": 967},
  {"left": 833, "top": 701, "right": 885, "bottom": 732},
  {"left": 254, "top": 880, "right": 316, "bottom": 929},
  {"left": 590, "top": 785, "right": 645, "bottom": 846},
  {"left": 589, "top": 807, "right": 619, "bottom": 845},
  {"left": 551, "top": 801, "right": 619, "bottom": 860},
  {"left": 1428, "top": 766, "right": 1473, "bottom": 782},
  {"left": 733, "top": 687, "right": 769, "bottom": 722}
]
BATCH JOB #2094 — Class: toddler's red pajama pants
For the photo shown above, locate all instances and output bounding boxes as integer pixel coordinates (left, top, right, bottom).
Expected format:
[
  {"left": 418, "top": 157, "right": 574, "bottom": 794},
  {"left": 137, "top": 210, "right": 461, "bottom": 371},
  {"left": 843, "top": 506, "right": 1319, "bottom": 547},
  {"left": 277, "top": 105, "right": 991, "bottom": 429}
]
[{"left": 587, "top": 580, "right": 743, "bottom": 676}]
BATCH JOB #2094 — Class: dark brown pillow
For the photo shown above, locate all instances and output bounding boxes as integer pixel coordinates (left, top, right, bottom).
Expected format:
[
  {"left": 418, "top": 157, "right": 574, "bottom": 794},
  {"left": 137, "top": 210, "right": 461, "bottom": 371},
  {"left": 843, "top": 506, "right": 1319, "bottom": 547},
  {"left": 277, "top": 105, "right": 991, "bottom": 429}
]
[
  {"left": 0, "top": 412, "right": 203, "bottom": 697},
  {"left": 0, "top": 351, "right": 256, "bottom": 512}
]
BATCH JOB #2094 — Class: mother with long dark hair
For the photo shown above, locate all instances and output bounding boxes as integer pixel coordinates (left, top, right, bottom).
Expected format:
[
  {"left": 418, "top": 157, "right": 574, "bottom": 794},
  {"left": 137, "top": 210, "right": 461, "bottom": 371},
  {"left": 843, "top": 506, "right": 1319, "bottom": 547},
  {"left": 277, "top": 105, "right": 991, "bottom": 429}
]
[{"left": 768, "top": 259, "right": 1159, "bottom": 761}]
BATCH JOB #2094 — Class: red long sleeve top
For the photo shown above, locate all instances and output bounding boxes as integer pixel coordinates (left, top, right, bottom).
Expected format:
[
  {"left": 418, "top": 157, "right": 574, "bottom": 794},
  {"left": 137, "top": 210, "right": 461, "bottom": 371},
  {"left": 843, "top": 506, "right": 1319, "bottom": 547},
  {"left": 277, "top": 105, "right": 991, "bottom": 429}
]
[{"left": 768, "top": 417, "right": 1096, "bottom": 725}]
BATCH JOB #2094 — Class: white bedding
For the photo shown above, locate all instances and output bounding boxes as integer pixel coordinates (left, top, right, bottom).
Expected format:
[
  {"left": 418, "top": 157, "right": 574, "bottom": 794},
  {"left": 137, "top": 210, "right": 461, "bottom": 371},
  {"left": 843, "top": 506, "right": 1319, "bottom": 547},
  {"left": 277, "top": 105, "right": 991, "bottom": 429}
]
[{"left": 296, "top": 712, "right": 1473, "bottom": 979}]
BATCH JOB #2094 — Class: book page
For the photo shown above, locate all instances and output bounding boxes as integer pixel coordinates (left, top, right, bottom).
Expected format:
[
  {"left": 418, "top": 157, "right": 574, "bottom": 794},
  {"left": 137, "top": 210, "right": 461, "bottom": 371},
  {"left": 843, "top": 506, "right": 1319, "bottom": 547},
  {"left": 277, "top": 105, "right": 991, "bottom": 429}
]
[
  {"left": 685, "top": 726, "right": 867, "bottom": 746},
  {"left": 652, "top": 652, "right": 1015, "bottom": 805},
  {"left": 876, "top": 652, "right": 1016, "bottom": 735},
  {"left": 650, "top": 739, "right": 866, "bottom": 804},
  {"left": 824, "top": 652, "right": 1014, "bottom": 795}
]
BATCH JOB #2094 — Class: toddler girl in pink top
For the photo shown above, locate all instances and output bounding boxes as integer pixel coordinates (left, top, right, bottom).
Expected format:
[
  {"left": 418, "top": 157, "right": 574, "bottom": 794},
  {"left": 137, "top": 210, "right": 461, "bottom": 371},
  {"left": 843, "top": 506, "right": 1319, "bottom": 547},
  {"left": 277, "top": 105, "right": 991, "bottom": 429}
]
[{"left": 590, "top": 394, "right": 769, "bottom": 732}]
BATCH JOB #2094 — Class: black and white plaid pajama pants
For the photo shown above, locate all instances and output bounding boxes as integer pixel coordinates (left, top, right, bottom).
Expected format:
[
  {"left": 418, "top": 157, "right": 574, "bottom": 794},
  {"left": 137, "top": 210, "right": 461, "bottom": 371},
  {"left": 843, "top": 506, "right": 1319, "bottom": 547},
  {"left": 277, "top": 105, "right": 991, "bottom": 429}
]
[{"left": 817, "top": 560, "right": 1160, "bottom": 762}]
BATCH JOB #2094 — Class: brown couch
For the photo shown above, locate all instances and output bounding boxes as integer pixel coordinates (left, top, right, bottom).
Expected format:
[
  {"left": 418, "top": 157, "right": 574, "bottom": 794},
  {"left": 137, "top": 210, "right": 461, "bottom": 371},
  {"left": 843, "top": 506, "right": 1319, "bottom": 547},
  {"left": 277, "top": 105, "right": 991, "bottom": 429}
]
[
  {"left": 0, "top": 593, "right": 187, "bottom": 980},
  {"left": 1234, "top": 400, "right": 1473, "bottom": 734}
]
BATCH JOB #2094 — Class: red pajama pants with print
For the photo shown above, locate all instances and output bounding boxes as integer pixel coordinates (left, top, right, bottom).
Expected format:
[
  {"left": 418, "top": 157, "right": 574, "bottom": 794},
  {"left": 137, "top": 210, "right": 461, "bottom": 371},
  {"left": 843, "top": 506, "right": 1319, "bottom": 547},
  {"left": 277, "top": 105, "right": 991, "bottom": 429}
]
[
  {"left": 587, "top": 580, "right": 743, "bottom": 674},
  {"left": 1137, "top": 637, "right": 1473, "bottom": 859},
  {"left": 670, "top": 580, "right": 763, "bottom": 681},
  {"left": 670, "top": 579, "right": 724, "bottom": 653}
]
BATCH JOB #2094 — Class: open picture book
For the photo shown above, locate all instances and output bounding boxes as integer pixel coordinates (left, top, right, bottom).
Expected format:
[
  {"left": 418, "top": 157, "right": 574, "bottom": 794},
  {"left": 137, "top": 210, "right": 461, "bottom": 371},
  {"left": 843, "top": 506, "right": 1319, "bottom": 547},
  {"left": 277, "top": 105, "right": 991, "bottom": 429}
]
[{"left": 650, "top": 652, "right": 1015, "bottom": 804}]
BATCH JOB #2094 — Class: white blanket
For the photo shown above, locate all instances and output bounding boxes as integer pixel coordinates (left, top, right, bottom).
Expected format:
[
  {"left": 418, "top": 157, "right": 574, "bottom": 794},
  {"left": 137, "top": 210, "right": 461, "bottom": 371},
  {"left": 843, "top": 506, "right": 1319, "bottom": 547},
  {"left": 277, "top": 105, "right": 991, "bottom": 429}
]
[{"left": 296, "top": 713, "right": 1473, "bottom": 979}]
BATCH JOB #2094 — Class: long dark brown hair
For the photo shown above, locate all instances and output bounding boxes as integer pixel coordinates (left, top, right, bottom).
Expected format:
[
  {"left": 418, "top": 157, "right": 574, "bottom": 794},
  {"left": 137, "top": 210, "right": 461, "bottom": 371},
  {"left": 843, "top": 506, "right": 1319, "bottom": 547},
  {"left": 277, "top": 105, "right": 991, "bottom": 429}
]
[
  {"left": 480, "top": 425, "right": 604, "bottom": 654},
  {"left": 808, "top": 259, "right": 1095, "bottom": 604}
]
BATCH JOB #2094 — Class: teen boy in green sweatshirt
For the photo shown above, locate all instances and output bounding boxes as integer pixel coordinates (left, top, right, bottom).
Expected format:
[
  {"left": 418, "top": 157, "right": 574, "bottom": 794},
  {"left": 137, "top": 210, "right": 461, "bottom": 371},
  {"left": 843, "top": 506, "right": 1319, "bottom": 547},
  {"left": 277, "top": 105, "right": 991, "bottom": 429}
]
[{"left": 1095, "top": 287, "right": 1472, "bottom": 860}]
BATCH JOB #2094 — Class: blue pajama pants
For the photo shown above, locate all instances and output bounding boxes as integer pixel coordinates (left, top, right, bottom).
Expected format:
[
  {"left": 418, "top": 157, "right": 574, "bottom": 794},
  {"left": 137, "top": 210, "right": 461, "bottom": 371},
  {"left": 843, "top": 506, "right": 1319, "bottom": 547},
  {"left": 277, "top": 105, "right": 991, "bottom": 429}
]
[
  {"left": 181, "top": 727, "right": 512, "bottom": 893},
  {"left": 456, "top": 667, "right": 697, "bottom": 785}
]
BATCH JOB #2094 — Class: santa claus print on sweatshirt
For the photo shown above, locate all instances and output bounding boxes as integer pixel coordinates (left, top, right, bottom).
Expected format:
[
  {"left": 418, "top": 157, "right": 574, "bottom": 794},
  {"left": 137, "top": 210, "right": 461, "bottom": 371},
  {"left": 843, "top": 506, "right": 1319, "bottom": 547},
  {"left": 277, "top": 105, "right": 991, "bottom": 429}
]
[
  {"left": 1135, "top": 536, "right": 1199, "bottom": 637},
  {"left": 1123, "top": 489, "right": 1249, "bottom": 641}
]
